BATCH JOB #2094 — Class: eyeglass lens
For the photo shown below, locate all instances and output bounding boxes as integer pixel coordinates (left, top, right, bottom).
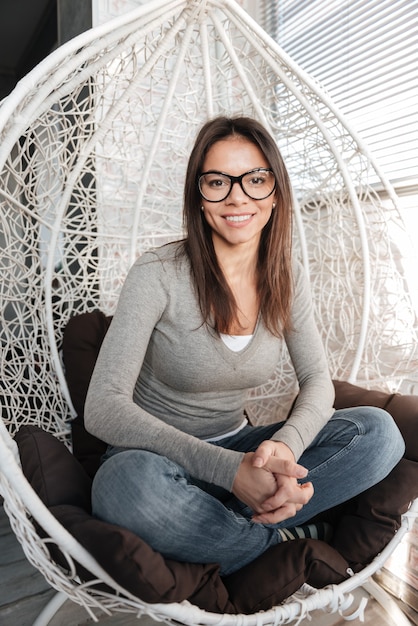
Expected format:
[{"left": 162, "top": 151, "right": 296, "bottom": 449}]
[{"left": 199, "top": 169, "right": 275, "bottom": 202}]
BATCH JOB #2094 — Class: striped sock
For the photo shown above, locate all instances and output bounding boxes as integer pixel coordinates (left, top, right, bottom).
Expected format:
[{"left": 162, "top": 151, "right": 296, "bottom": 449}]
[{"left": 277, "top": 522, "right": 333, "bottom": 543}]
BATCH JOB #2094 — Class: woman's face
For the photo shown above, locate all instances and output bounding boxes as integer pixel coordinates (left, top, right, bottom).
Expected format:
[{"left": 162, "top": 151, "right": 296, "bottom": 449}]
[{"left": 199, "top": 136, "right": 275, "bottom": 253}]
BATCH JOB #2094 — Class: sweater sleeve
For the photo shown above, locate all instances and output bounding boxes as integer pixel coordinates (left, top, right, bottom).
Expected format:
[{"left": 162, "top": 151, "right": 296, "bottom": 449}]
[
  {"left": 270, "top": 261, "right": 335, "bottom": 460},
  {"left": 84, "top": 253, "right": 243, "bottom": 491}
]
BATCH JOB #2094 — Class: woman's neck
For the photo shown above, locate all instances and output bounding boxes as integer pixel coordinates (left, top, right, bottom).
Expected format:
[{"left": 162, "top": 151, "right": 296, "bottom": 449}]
[
  {"left": 214, "top": 239, "right": 260, "bottom": 335},
  {"left": 213, "top": 237, "right": 259, "bottom": 284}
]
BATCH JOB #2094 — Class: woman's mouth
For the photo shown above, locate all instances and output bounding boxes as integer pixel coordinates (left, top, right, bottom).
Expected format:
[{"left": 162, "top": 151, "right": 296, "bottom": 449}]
[{"left": 224, "top": 214, "right": 253, "bottom": 223}]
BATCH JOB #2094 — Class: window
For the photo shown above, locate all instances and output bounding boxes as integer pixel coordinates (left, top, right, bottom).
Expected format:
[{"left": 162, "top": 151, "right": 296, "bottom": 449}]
[{"left": 263, "top": 0, "right": 417, "bottom": 191}]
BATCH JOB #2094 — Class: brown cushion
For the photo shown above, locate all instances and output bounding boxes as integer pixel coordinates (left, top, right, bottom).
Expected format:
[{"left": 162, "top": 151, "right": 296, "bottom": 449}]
[
  {"left": 15, "top": 424, "right": 352, "bottom": 612},
  {"left": 62, "top": 310, "right": 111, "bottom": 477},
  {"left": 15, "top": 424, "right": 234, "bottom": 612},
  {"left": 15, "top": 425, "right": 92, "bottom": 513},
  {"left": 48, "top": 504, "right": 233, "bottom": 612},
  {"left": 333, "top": 379, "right": 396, "bottom": 411},
  {"left": 15, "top": 398, "right": 418, "bottom": 612},
  {"left": 330, "top": 380, "right": 418, "bottom": 568},
  {"left": 385, "top": 394, "right": 418, "bottom": 461},
  {"left": 62, "top": 310, "right": 112, "bottom": 418},
  {"left": 224, "top": 538, "right": 350, "bottom": 613},
  {"left": 333, "top": 379, "right": 418, "bottom": 461},
  {"left": 330, "top": 457, "right": 418, "bottom": 571}
]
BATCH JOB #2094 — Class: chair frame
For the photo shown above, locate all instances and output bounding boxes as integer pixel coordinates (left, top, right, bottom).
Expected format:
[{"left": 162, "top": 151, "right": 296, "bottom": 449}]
[{"left": 0, "top": 0, "right": 417, "bottom": 623}]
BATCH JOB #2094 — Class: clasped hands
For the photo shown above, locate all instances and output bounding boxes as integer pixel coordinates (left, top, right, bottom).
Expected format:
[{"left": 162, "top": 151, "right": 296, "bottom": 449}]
[{"left": 232, "top": 440, "right": 314, "bottom": 525}]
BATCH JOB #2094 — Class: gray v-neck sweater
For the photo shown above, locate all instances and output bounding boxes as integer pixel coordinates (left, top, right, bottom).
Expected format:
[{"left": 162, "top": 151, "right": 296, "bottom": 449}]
[{"left": 85, "top": 242, "right": 334, "bottom": 491}]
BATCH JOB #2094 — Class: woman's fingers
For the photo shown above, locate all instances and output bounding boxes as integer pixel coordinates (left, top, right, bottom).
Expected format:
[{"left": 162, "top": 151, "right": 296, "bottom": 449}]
[{"left": 252, "top": 481, "right": 314, "bottom": 524}]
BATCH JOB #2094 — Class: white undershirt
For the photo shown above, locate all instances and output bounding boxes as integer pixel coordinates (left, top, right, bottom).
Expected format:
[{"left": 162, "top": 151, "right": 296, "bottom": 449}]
[
  {"left": 203, "top": 417, "right": 248, "bottom": 442},
  {"left": 220, "top": 333, "right": 253, "bottom": 352}
]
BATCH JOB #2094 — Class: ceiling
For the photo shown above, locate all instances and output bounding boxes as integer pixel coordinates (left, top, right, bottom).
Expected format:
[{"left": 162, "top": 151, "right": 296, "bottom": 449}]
[{"left": 0, "top": 0, "right": 57, "bottom": 100}]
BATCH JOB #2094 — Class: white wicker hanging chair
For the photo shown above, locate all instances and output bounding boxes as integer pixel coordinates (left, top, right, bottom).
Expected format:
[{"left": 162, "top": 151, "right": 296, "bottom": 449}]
[{"left": 1, "top": 0, "right": 417, "bottom": 624}]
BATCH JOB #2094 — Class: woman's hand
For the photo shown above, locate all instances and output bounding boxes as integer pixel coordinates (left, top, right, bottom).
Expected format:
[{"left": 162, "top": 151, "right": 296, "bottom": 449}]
[
  {"left": 232, "top": 452, "right": 279, "bottom": 513},
  {"left": 232, "top": 441, "right": 314, "bottom": 525}
]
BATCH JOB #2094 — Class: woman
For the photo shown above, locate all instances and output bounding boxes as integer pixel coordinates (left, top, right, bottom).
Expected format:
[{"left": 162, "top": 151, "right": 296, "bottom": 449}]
[{"left": 85, "top": 116, "right": 404, "bottom": 576}]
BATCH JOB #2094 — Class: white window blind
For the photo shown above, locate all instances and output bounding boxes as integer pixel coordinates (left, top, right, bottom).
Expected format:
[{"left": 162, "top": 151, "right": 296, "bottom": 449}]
[{"left": 272, "top": 0, "right": 417, "bottom": 189}]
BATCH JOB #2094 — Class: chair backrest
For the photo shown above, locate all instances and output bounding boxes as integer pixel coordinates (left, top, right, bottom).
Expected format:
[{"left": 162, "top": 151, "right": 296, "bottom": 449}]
[{"left": 0, "top": 0, "right": 417, "bottom": 438}]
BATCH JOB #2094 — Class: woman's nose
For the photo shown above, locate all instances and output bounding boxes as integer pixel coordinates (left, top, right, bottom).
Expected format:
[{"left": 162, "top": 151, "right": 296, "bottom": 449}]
[{"left": 226, "top": 180, "right": 247, "bottom": 203}]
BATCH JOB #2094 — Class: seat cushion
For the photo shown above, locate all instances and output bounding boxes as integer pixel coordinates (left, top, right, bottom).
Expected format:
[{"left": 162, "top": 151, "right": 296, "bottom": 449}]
[
  {"left": 15, "top": 425, "right": 92, "bottom": 513},
  {"left": 49, "top": 504, "right": 233, "bottom": 610},
  {"left": 62, "top": 310, "right": 112, "bottom": 419},
  {"left": 333, "top": 379, "right": 418, "bottom": 461},
  {"left": 15, "top": 424, "right": 234, "bottom": 612},
  {"left": 15, "top": 400, "right": 418, "bottom": 611},
  {"left": 330, "top": 457, "right": 418, "bottom": 570},
  {"left": 327, "top": 380, "right": 418, "bottom": 568},
  {"left": 14, "top": 424, "right": 351, "bottom": 612},
  {"left": 62, "top": 310, "right": 111, "bottom": 477},
  {"left": 223, "top": 538, "right": 350, "bottom": 612}
]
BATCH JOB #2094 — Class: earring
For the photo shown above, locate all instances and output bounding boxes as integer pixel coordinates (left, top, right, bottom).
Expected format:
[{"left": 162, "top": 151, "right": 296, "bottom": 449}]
[
  {"left": 201, "top": 206, "right": 204, "bottom": 211},
  {"left": 272, "top": 202, "right": 276, "bottom": 209}
]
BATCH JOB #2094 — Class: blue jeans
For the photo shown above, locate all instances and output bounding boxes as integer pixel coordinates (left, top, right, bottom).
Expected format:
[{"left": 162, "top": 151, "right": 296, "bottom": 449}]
[{"left": 92, "top": 407, "right": 404, "bottom": 575}]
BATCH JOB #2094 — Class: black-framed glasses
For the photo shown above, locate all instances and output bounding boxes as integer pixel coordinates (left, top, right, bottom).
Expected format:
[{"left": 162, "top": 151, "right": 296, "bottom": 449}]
[{"left": 198, "top": 168, "right": 276, "bottom": 202}]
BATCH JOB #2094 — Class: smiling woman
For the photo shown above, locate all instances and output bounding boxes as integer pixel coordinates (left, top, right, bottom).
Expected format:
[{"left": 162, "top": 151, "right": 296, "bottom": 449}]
[{"left": 85, "top": 115, "right": 405, "bottom": 578}]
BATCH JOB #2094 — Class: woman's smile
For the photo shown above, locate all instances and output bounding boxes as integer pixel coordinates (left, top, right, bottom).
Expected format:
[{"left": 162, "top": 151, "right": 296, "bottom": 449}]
[
  {"left": 224, "top": 213, "right": 254, "bottom": 224},
  {"left": 200, "top": 136, "right": 275, "bottom": 250}
]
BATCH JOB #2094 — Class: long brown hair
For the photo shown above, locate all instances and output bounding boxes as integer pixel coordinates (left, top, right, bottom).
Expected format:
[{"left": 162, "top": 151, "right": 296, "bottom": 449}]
[{"left": 182, "top": 116, "right": 294, "bottom": 336}]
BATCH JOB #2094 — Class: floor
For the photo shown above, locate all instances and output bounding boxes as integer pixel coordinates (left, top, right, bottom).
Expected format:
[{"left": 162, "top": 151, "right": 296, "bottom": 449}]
[{"left": 1, "top": 505, "right": 418, "bottom": 626}]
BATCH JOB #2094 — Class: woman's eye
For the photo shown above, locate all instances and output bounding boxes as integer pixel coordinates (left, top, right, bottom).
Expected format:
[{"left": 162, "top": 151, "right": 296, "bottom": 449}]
[
  {"left": 249, "top": 176, "right": 265, "bottom": 185},
  {"left": 208, "top": 178, "right": 227, "bottom": 188}
]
